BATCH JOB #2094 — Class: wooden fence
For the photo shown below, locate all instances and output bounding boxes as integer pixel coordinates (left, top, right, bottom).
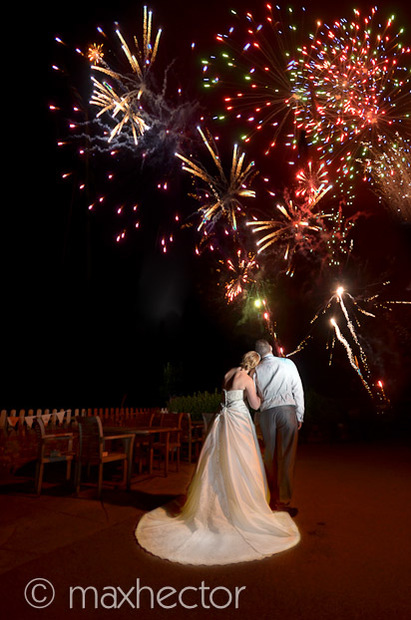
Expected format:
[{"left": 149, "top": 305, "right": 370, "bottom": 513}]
[
  {"left": 0, "top": 407, "right": 168, "bottom": 475},
  {"left": 0, "top": 407, "right": 168, "bottom": 431}
]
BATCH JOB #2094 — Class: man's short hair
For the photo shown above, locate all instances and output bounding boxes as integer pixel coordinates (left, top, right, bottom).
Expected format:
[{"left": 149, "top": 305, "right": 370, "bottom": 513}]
[{"left": 255, "top": 339, "right": 272, "bottom": 357}]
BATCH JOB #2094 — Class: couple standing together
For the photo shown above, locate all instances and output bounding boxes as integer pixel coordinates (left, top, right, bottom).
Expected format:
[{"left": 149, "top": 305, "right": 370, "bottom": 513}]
[{"left": 136, "top": 339, "right": 304, "bottom": 565}]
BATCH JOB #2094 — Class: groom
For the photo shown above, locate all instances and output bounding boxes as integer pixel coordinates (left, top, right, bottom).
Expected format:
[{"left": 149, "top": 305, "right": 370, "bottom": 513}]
[{"left": 253, "top": 339, "right": 304, "bottom": 513}]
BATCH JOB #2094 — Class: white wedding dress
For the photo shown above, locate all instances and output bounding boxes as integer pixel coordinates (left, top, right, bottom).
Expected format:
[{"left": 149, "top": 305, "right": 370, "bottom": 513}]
[{"left": 135, "top": 389, "right": 300, "bottom": 565}]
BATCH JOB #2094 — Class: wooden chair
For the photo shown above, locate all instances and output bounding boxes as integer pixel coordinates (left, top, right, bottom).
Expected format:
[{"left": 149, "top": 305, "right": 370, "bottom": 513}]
[
  {"left": 181, "top": 413, "right": 203, "bottom": 463},
  {"left": 34, "top": 418, "right": 76, "bottom": 495},
  {"left": 129, "top": 413, "right": 154, "bottom": 474},
  {"left": 151, "top": 411, "right": 163, "bottom": 427},
  {"left": 74, "top": 416, "right": 134, "bottom": 498},
  {"left": 152, "top": 413, "right": 184, "bottom": 476}
]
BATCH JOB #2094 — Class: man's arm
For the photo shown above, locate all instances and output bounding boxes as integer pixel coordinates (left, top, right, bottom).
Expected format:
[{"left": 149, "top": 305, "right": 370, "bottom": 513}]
[
  {"left": 252, "top": 368, "right": 260, "bottom": 396},
  {"left": 290, "top": 362, "right": 304, "bottom": 427}
]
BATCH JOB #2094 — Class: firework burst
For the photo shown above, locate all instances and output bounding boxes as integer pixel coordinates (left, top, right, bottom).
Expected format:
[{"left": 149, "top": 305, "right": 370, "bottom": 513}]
[
  {"left": 294, "top": 7, "right": 411, "bottom": 199},
  {"left": 220, "top": 249, "right": 259, "bottom": 303},
  {"left": 88, "top": 6, "right": 162, "bottom": 145},
  {"left": 65, "top": 4, "right": 199, "bottom": 166},
  {"left": 295, "top": 160, "right": 329, "bottom": 202},
  {"left": 247, "top": 163, "right": 334, "bottom": 273},
  {"left": 90, "top": 77, "right": 151, "bottom": 145},
  {"left": 202, "top": 4, "right": 316, "bottom": 156},
  {"left": 53, "top": 5, "right": 201, "bottom": 245},
  {"left": 176, "top": 126, "right": 257, "bottom": 240},
  {"left": 88, "top": 43, "right": 104, "bottom": 65},
  {"left": 363, "top": 133, "right": 411, "bottom": 221}
]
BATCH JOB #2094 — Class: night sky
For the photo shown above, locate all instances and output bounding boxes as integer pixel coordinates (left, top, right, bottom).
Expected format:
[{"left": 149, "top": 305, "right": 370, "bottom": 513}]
[{"left": 3, "top": 0, "right": 411, "bottom": 414}]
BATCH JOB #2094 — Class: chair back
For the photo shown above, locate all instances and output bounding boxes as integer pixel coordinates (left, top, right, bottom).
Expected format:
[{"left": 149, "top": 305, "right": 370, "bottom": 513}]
[
  {"left": 162, "top": 412, "right": 183, "bottom": 443},
  {"left": 180, "top": 412, "right": 192, "bottom": 432},
  {"left": 151, "top": 412, "right": 163, "bottom": 426},
  {"left": 132, "top": 412, "right": 154, "bottom": 427},
  {"left": 161, "top": 412, "right": 183, "bottom": 428},
  {"left": 34, "top": 418, "right": 74, "bottom": 461},
  {"left": 34, "top": 418, "right": 46, "bottom": 440},
  {"left": 34, "top": 418, "right": 46, "bottom": 458},
  {"left": 77, "top": 416, "right": 103, "bottom": 462}
]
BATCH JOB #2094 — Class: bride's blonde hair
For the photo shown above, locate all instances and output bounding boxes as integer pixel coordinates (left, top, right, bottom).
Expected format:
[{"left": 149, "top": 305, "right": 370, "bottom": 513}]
[{"left": 240, "top": 351, "right": 261, "bottom": 371}]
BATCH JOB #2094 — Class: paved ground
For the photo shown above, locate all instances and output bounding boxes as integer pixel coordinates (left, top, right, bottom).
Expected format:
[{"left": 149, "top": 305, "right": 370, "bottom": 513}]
[{"left": 1, "top": 439, "right": 410, "bottom": 620}]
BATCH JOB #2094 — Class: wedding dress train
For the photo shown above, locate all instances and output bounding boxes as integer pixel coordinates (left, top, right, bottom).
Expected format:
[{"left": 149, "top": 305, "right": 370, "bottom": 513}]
[{"left": 135, "top": 389, "right": 300, "bottom": 565}]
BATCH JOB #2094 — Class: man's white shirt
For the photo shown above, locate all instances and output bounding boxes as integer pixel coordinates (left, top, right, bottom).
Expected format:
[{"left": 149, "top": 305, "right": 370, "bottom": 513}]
[{"left": 254, "top": 354, "right": 304, "bottom": 422}]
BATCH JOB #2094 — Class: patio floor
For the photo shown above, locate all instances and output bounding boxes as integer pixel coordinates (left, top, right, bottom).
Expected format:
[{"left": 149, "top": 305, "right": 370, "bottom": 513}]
[{"left": 1, "top": 439, "right": 410, "bottom": 619}]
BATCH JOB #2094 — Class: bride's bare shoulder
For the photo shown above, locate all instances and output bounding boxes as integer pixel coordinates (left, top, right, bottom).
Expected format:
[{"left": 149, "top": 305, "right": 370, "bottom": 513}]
[
  {"left": 224, "top": 367, "right": 236, "bottom": 377},
  {"left": 225, "top": 367, "right": 253, "bottom": 391},
  {"left": 223, "top": 367, "right": 240, "bottom": 388}
]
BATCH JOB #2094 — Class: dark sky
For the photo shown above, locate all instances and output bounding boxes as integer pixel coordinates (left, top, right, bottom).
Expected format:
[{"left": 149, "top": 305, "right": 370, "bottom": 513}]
[{"left": 3, "top": 0, "right": 411, "bottom": 410}]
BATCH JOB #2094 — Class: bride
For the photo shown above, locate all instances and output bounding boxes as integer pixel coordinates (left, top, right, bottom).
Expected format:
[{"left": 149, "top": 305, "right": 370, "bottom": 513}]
[{"left": 135, "top": 351, "right": 300, "bottom": 565}]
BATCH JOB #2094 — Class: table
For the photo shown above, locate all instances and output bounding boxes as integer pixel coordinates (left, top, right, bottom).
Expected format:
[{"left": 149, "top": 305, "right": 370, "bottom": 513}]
[{"left": 103, "top": 426, "right": 180, "bottom": 476}]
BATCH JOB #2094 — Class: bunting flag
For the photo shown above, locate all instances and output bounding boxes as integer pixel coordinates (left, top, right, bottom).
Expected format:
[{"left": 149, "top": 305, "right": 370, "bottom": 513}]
[
  {"left": 56, "top": 411, "right": 66, "bottom": 425},
  {"left": 41, "top": 414, "right": 51, "bottom": 426},
  {"left": 25, "top": 416, "right": 35, "bottom": 428},
  {"left": 7, "top": 416, "right": 19, "bottom": 428}
]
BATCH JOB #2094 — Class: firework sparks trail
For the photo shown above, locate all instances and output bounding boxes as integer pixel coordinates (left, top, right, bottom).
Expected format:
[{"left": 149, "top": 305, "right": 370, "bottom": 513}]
[
  {"left": 252, "top": 288, "right": 278, "bottom": 343},
  {"left": 176, "top": 126, "right": 257, "bottom": 238},
  {"left": 330, "top": 317, "right": 373, "bottom": 396},
  {"left": 316, "top": 287, "right": 373, "bottom": 387},
  {"left": 336, "top": 286, "right": 370, "bottom": 376},
  {"left": 289, "top": 282, "right": 411, "bottom": 403}
]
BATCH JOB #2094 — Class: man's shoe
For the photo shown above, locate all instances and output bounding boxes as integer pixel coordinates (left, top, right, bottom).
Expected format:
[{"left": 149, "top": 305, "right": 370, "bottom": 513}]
[
  {"left": 276, "top": 502, "right": 299, "bottom": 517},
  {"left": 284, "top": 506, "right": 299, "bottom": 517}
]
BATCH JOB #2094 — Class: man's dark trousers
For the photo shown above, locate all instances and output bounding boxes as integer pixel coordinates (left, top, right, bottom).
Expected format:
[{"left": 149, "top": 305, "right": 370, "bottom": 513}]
[{"left": 258, "top": 405, "right": 299, "bottom": 505}]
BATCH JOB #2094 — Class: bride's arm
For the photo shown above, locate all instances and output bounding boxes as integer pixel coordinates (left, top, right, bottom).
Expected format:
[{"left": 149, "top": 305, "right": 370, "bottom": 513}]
[{"left": 244, "top": 376, "right": 261, "bottom": 410}]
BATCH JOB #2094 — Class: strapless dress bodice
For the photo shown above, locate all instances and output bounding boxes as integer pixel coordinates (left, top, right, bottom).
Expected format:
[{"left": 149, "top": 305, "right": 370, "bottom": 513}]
[{"left": 223, "top": 388, "right": 246, "bottom": 409}]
